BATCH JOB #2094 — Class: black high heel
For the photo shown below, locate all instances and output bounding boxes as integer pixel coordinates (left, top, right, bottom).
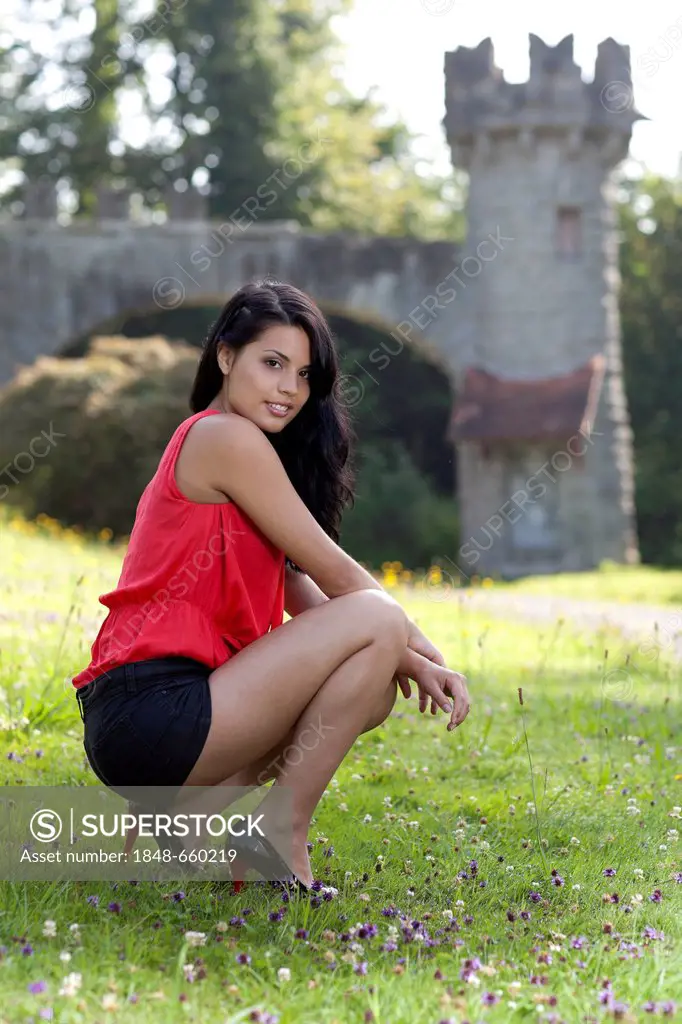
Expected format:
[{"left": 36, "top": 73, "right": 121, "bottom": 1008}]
[{"left": 227, "top": 831, "right": 310, "bottom": 894}]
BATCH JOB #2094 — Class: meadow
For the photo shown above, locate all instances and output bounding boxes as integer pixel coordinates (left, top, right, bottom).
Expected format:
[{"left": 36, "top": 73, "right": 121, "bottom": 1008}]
[{"left": 0, "top": 512, "right": 680, "bottom": 1023}]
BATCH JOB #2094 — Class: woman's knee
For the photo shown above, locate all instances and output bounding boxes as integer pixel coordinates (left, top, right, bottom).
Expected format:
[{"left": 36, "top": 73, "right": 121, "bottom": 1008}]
[{"left": 350, "top": 590, "right": 409, "bottom": 652}]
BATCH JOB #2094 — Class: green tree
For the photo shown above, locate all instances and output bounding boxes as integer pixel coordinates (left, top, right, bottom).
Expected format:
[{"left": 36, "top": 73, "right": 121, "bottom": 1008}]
[
  {"left": 619, "top": 173, "right": 682, "bottom": 564},
  {"left": 0, "top": 0, "right": 135, "bottom": 214}
]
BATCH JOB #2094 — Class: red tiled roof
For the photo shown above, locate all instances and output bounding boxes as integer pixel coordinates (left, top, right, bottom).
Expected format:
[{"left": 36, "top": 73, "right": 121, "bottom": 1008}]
[{"left": 448, "top": 356, "right": 605, "bottom": 443}]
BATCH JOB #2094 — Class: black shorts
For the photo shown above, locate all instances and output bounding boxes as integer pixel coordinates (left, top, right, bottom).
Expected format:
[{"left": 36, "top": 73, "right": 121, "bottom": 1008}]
[{"left": 76, "top": 656, "right": 212, "bottom": 798}]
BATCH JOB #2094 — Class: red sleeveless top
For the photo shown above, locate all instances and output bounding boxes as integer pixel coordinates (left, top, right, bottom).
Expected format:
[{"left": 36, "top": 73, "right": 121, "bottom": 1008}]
[{"left": 72, "top": 409, "right": 286, "bottom": 688}]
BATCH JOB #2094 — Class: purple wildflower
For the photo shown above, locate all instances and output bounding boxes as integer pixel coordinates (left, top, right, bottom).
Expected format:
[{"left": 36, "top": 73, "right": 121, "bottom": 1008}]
[
  {"left": 107, "top": 902, "right": 121, "bottom": 914},
  {"left": 236, "top": 952, "right": 251, "bottom": 965},
  {"left": 28, "top": 981, "right": 47, "bottom": 994},
  {"left": 529, "top": 891, "right": 543, "bottom": 903},
  {"left": 230, "top": 916, "right": 245, "bottom": 927},
  {"left": 482, "top": 992, "right": 499, "bottom": 1006},
  {"left": 551, "top": 874, "right": 564, "bottom": 887},
  {"left": 649, "top": 889, "right": 662, "bottom": 902},
  {"left": 520, "top": 910, "right": 531, "bottom": 921},
  {"left": 354, "top": 961, "right": 368, "bottom": 975},
  {"left": 661, "top": 1001, "right": 677, "bottom": 1016},
  {"left": 22, "top": 944, "right": 34, "bottom": 956},
  {"left": 295, "top": 929, "right": 309, "bottom": 940},
  {"left": 571, "top": 936, "right": 589, "bottom": 949},
  {"left": 170, "top": 891, "right": 186, "bottom": 902},
  {"left": 381, "top": 906, "right": 398, "bottom": 917},
  {"left": 603, "top": 868, "right": 617, "bottom": 877},
  {"left": 673, "top": 873, "right": 682, "bottom": 884},
  {"left": 381, "top": 941, "right": 398, "bottom": 952},
  {"left": 268, "top": 910, "right": 284, "bottom": 922},
  {"left": 86, "top": 894, "right": 99, "bottom": 907}
]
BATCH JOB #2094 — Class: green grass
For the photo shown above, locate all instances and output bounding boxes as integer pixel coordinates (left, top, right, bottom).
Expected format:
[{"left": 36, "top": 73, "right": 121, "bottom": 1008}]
[
  {"left": 0, "top": 516, "right": 681, "bottom": 1022},
  {"left": 496, "top": 562, "right": 682, "bottom": 606}
]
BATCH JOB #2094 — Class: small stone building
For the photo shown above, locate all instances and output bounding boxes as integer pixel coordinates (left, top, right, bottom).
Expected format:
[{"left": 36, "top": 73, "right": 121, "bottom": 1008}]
[{"left": 444, "top": 34, "right": 641, "bottom": 577}]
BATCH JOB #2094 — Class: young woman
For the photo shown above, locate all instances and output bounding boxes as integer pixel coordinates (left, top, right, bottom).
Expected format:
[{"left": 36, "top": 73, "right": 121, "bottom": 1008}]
[{"left": 72, "top": 279, "right": 470, "bottom": 891}]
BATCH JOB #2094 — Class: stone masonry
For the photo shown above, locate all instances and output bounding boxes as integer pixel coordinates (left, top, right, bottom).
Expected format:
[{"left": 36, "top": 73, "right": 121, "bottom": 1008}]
[{"left": 444, "top": 34, "right": 641, "bottom": 576}]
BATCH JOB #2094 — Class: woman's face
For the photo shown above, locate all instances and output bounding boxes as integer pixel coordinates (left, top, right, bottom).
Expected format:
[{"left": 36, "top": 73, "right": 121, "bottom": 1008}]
[{"left": 216, "top": 324, "right": 312, "bottom": 432}]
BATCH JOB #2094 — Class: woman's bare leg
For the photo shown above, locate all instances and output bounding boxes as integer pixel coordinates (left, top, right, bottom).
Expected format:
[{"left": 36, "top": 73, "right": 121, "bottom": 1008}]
[
  {"left": 168, "top": 680, "right": 398, "bottom": 870},
  {"left": 173, "top": 590, "right": 408, "bottom": 884}
]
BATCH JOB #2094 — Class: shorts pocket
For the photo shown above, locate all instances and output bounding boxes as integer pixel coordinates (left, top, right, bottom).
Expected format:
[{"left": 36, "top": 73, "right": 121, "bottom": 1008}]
[{"left": 86, "top": 706, "right": 181, "bottom": 789}]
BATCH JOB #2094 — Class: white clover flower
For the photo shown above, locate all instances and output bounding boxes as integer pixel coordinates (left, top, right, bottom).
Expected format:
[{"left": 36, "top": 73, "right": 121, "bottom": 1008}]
[
  {"left": 572, "top": 884, "right": 581, "bottom": 891},
  {"left": 338, "top": 803, "right": 348, "bottom": 812},
  {"left": 351, "top": 774, "right": 363, "bottom": 781},
  {"left": 455, "top": 899, "right": 465, "bottom": 907},
  {"left": 102, "top": 993, "right": 118, "bottom": 1011},
  {"left": 383, "top": 796, "right": 392, "bottom": 806},
  {"left": 277, "top": 967, "right": 291, "bottom": 982},
  {"left": 42, "top": 920, "right": 57, "bottom": 938},
  {"left": 506, "top": 865, "right": 515, "bottom": 872},
  {"left": 633, "top": 868, "right": 645, "bottom": 877},
  {"left": 184, "top": 931, "right": 206, "bottom": 947},
  {"left": 363, "top": 814, "right": 372, "bottom": 824},
  {"left": 570, "top": 837, "right": 581, "bottom": 846},
  {"left": 659, "top": 844, "right": 668, "bottom": 851},
  {"left": 631, "top": 893, "right": 644, "bottom": 905},
  {"left": 59, "top": 951, "right": 72, "bottom": 963},
  {"left": 407, "top": 820, "right": 420, "bottom": 829},
  {"left": 58, "top": 972, "right": 82, "bottom": 997},
  {"left": 666, "top": 829, "right": 679, "bottom": 841},
  {"left": 442, "top": 909, "right": 454, "bottom": 920},
  {"left": 383, "top": 759, "right": 393, "bottom": 767},
  {"left": 183, "top": 964, "right": 196, "bottom": 983}
]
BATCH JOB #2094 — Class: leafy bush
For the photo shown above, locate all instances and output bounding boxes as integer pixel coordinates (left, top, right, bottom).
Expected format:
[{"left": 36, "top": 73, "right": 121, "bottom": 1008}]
[
  {"left": 340, "top": 440, "right": 459, "bottom": 571},
  {"left": 0, "top": 336, "right": 199, "bottom": 537}
]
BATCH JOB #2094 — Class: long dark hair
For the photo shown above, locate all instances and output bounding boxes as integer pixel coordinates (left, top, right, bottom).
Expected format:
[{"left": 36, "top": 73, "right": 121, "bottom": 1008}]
[{"left": 190, "top": 279, "right": 356, "bottom": 571}]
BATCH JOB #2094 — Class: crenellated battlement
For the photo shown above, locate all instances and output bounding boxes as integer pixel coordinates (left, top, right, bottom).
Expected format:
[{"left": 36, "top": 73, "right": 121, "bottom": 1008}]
[{"left": 444, "top": 34, "right": 643, "bottom": 166}]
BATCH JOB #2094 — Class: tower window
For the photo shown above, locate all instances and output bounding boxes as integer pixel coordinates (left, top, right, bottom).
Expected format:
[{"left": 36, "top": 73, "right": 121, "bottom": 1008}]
[{"left": 556, "top": 206, "right": 582, "bottom": 258}]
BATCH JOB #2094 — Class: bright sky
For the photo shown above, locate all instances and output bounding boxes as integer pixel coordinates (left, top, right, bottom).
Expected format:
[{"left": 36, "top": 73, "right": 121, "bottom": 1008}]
[{"left": 334, "top": 0, "right": 682, "bottom": 178}]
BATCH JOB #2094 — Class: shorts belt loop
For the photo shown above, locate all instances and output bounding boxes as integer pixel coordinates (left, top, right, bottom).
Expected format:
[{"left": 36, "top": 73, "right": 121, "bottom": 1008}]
[{"left": 124, "top": 663, "right": 137, "bottom": 694}]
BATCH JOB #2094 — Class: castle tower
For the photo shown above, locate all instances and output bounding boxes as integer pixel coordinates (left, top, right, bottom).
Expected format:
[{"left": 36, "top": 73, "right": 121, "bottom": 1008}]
[{"left": 444, "top": 35, "right": 641, "bottom": 577}]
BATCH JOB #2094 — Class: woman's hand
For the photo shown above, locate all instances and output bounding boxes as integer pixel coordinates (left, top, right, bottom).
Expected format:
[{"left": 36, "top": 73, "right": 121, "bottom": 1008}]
[
  {"left": 394, "top": 647, "right": 470, "bottom": 731},
  {"left": 406, "top": 619, "right": 447, "bottom": 668}
]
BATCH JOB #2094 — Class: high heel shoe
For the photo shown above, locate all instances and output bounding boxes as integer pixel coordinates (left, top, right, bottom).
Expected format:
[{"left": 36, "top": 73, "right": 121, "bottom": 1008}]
[{"left": 227, "top": 831, "right": 310, "bottom": 895}]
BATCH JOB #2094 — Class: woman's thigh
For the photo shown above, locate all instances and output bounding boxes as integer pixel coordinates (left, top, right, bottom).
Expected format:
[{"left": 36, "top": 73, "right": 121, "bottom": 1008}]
[{"left": 183, "top": 589, "right": 408, "bottom": 786}]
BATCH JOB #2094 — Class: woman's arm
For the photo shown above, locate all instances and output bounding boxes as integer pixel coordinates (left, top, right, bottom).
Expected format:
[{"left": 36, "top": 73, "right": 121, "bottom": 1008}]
[{"left": 284, "top": 565, "right": 328, "bottom": 618}]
